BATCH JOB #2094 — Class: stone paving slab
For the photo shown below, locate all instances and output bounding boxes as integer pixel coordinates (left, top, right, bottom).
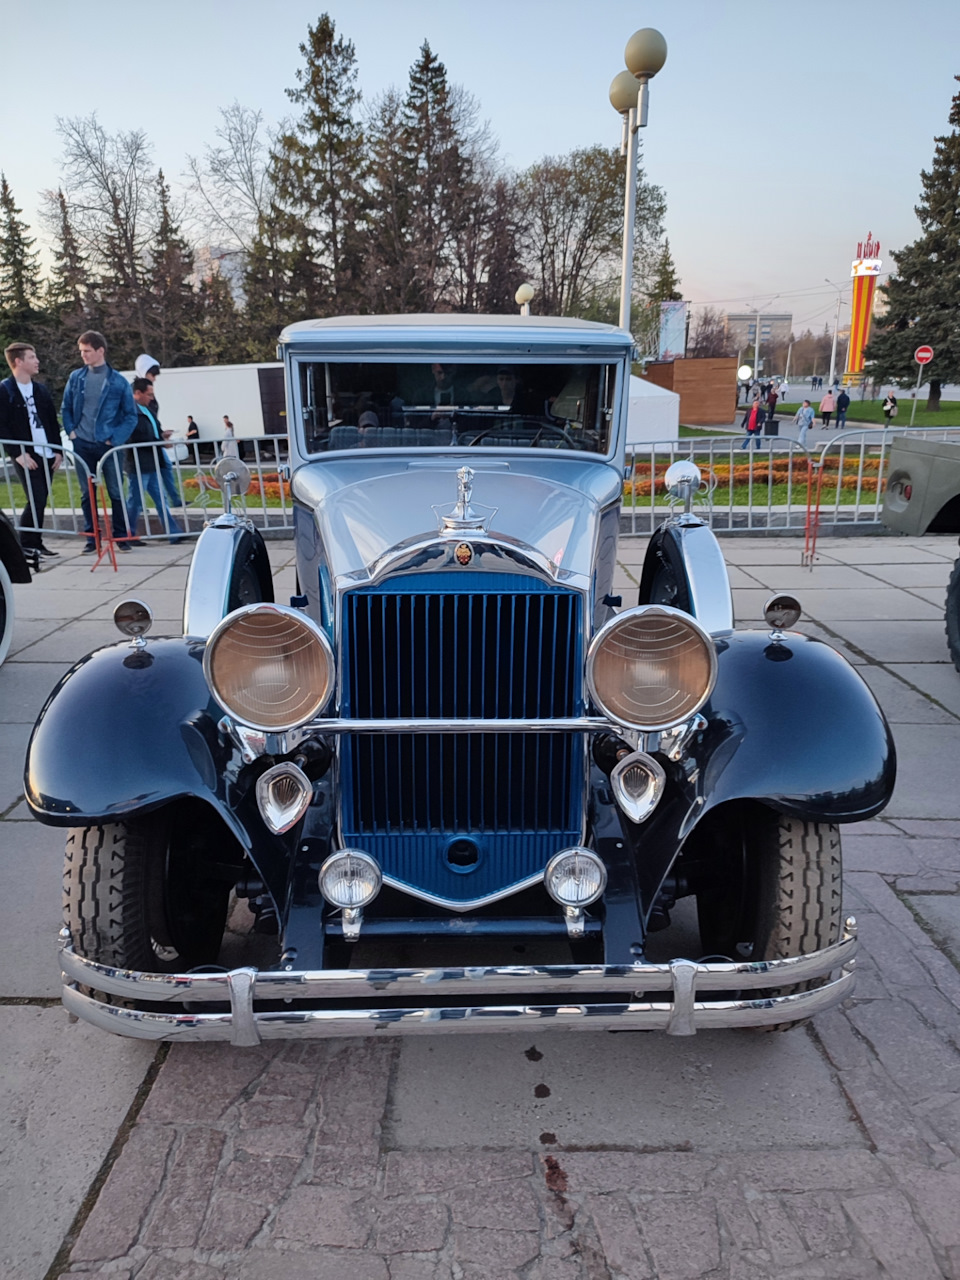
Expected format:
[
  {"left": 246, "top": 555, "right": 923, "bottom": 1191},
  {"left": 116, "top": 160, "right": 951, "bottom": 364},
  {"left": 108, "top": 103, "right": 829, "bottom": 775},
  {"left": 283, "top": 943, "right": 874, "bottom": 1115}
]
[{"left": 0, "top": 1006, "right": 157, "bottom": 1280}]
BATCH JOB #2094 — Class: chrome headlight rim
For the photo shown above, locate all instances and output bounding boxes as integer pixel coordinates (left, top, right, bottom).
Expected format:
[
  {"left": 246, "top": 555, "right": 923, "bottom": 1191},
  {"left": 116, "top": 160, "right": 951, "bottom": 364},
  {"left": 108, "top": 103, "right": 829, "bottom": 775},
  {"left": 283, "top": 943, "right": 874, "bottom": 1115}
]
[
  {"left": 585, "top": 603, "right": 718, "bottom": 732},
  {"left": 202, "top": 602, "right": 335, "bottom": 733}
]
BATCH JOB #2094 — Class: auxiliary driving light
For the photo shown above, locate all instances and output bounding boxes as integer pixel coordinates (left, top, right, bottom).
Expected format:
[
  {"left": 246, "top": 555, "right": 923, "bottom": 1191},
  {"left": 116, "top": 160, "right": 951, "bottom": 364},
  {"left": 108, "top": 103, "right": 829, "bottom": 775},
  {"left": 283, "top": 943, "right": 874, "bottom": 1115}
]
[
  {"left": 319, "top": 850, "right": 382, "bottom": 942},
  {"left": 256, "top": 761, "right": 312, "bottom": 834},
  {"left": 544, "top": 848, "right": 607, "bottom": 908},
  {"left": 319, "top": 850, "right": 382, "bottom": 910},
  {"left": 610, "top": 750, "right": 666, "bottom": 824}
]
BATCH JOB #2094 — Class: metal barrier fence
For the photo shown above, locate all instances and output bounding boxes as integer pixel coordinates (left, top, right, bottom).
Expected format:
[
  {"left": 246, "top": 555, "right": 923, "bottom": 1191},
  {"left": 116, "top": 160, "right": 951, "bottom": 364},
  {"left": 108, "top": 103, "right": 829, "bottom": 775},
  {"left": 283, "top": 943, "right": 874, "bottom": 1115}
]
[
  {"left": 622, "top": 425, "right": 960, "bottom": 536},
  {"left": 7, "top": 426, "right": 960, "bottom": 555},
  {"left": 1, "top": 434, "right": 294, "bottom": 556}
]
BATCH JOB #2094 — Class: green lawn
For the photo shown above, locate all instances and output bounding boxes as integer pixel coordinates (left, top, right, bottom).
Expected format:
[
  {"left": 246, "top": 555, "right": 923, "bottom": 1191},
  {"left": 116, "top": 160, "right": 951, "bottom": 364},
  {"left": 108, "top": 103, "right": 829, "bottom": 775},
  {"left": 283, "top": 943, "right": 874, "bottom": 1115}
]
[{"left": 778, "top": 399, "right": 960, "bottom": 428}]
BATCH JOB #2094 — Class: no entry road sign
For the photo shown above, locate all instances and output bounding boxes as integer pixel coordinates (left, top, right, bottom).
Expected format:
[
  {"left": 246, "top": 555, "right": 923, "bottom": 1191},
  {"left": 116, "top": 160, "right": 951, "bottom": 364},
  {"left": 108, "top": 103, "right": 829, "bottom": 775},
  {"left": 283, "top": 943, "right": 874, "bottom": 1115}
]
[{"left": 915, "top": 345, "right": 934, "bottom": 364}]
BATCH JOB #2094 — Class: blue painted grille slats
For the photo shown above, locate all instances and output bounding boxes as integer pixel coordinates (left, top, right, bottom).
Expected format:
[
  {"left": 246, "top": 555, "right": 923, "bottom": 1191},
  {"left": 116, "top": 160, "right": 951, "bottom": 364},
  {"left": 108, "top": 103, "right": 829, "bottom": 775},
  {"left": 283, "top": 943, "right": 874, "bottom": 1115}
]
[{"left": 339, "top": 572, "right": 583, "bottom": 903}]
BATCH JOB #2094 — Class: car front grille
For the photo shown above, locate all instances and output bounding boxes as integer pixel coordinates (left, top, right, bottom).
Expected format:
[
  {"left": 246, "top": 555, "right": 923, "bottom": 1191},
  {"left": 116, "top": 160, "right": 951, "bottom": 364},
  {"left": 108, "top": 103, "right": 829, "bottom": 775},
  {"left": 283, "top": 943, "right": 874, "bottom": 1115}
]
[{"left": 339, "top": 571, "right": 583, "bottom": 903}]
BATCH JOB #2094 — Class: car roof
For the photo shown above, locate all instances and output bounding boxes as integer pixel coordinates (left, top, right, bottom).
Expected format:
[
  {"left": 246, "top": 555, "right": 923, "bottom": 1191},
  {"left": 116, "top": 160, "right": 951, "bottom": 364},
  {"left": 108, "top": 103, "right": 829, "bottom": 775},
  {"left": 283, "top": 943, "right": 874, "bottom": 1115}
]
[{"left": 279, "top": 313, "right": 633, "bottom": 357}]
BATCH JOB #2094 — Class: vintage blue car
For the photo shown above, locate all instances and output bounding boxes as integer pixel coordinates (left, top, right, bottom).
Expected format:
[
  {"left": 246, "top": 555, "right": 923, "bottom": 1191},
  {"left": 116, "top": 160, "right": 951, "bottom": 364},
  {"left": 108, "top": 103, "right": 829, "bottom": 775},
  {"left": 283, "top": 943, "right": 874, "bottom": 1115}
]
[{"left": 26, "top": 315, "right": 895, "bottom": 1042}]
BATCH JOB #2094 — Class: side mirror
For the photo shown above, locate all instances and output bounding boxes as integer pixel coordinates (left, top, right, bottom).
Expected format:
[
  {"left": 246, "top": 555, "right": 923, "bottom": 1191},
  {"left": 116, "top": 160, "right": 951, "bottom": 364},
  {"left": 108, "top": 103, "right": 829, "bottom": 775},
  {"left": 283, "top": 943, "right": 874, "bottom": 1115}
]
[{"left": 213, "top": 455, "right": 252, "bottom": 512}]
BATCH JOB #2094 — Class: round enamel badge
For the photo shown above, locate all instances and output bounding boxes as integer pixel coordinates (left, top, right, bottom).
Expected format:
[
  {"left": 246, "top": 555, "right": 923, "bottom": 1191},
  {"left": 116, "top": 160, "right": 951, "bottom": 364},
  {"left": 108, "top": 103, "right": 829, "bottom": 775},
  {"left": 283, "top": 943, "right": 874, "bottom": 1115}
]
[{"left": 454, "top": 542, "right": 473, "bottom": 566}]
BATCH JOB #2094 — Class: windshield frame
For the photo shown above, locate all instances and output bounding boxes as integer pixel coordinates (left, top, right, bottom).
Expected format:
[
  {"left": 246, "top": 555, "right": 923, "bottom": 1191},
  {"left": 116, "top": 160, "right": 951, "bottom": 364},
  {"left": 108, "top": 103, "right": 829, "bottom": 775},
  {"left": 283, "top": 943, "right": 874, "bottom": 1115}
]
[{"left": 289, "top": 355, "right": 625, "bottom": 463}]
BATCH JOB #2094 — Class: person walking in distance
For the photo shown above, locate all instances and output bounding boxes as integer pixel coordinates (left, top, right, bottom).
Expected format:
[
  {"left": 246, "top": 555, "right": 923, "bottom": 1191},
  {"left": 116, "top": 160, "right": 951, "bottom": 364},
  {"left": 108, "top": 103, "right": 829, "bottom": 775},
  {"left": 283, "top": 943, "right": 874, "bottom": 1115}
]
[
  {"left": 819, "top": 388, "right": 836, "bottom": 428},
  {"left": 60, "top": 331, "right": 138, "bottom": 551},
  {"left": 0, "top": 342, "right": 63, "bottom": 557},
  {"left": 882, "top": 392, "right": 898, "bottom": 425},
  {"left": 793, "top": 399, "right": 815, "bottom": 449},
  {"left": 835, "top": 387, "right": 851, "bottom": 430}
]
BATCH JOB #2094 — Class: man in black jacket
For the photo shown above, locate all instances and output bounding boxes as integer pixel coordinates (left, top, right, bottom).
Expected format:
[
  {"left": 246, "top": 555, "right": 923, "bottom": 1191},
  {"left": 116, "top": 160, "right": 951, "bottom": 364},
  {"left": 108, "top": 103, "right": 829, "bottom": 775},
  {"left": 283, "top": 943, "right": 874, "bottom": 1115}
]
[{"left": 0, "top": 342, "right": 63, "bottom": 556}]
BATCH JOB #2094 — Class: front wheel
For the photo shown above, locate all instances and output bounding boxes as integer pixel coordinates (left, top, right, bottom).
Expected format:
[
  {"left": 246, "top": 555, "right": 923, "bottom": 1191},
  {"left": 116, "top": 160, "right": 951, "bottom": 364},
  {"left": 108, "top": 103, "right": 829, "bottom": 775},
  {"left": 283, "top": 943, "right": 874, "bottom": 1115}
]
[
  {"left": 695, "top": 807, "right": 842, "bottom": 1020},
  {"left": 63, "top": 809, "right": 231, "bottom": 978},
  {"left": 945, "top": 558, "right": 960, "bottom": 674}
]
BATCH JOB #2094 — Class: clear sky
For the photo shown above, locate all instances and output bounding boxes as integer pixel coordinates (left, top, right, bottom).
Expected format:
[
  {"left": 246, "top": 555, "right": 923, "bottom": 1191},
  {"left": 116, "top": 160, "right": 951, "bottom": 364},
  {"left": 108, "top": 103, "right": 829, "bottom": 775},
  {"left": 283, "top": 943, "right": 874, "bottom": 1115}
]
[{"left": 2, "top": 0, "right": 958, "bottom": 336}]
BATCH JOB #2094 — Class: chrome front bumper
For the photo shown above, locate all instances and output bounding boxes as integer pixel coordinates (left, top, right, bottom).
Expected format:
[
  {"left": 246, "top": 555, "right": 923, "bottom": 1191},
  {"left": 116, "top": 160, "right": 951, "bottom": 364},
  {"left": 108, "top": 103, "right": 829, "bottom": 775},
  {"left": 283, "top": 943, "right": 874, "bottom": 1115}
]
[{"left": 60, "top": 920, "right": 857, "bottom": 1043}]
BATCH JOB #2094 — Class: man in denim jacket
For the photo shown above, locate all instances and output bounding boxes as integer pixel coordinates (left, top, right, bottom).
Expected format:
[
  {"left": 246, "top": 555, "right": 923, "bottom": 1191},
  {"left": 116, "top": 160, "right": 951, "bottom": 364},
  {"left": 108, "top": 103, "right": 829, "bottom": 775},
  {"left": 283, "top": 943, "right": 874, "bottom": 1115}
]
[{"left": 61, "top": 330, "right": 138, "bottom": 551}]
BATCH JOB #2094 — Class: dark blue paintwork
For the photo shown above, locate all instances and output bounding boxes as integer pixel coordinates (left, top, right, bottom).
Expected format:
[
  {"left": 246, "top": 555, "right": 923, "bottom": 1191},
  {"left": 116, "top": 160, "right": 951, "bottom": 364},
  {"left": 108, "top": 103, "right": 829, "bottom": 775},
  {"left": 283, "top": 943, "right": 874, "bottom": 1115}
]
[
  {"left": 699, "top": 628, "right": 895, "bottom": 821},
  {"left": 24, "top": 637, "right": 244, "bottom": 832}
]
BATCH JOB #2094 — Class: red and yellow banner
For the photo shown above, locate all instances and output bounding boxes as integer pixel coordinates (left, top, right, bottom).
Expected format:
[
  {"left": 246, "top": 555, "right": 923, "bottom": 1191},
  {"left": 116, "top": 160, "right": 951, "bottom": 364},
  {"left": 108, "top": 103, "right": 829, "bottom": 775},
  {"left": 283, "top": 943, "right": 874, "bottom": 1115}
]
[
  {"left": 846, "top": 273, "right": 877, "bottom": 376},
  {"left": 845, "top": 233, "right": 881, "bottom": 380}
]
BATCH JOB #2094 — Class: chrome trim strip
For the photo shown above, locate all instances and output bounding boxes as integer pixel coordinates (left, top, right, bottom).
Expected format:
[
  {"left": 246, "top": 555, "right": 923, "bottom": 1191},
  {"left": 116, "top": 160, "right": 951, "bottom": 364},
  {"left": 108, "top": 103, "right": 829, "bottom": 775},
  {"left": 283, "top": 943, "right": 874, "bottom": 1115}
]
[
  {"left": 60, "top": 922, "right": 857, "bottom": 1039},
  {"left": 300, "top": 717, "right": 613, "bottom": 735},
  {"left": 672, "top": 522, "right": 735, "bottom": 635},
  {"left": 182, "top": 523, "right": 250, "bottom": 638},
  {"left": 62, "top": 967, "right": 856, "bottom": 1041},
  {"left": 380, "top": 870, "right": 548, "bottom": 913}
]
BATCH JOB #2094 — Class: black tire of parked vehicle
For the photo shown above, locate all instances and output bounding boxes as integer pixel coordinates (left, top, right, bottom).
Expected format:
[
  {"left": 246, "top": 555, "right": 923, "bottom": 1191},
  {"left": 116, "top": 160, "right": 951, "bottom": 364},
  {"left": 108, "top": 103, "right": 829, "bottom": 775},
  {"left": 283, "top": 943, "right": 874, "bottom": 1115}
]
[
  {"left": 638, "top": 525, "right": 693, "bottom": 614},
  {"left": 696, "top": 808, "right": 842, "bottom": 1027},
  {"left": 63, "top": 814, "right": 230, "bottom": 986},
  {"left": 0, "top": 560, "right": 13, "bottom": 666},
  {"left": 945, "top": 557, "right": 960, "bottom": 674}
]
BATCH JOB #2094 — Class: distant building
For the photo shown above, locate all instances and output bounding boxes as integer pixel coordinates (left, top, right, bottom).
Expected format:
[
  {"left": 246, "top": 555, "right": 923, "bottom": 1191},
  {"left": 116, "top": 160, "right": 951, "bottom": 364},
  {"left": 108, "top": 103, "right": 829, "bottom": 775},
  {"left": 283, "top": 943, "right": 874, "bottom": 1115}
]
[{"left": 724, "top": 312, "right": 793, "bottom": 349}]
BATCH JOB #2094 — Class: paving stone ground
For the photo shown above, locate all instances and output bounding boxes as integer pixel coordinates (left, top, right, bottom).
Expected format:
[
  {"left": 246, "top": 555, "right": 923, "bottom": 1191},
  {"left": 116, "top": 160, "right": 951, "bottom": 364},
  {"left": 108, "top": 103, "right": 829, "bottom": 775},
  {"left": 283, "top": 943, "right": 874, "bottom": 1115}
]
[{"left": 3, "top": 531, "right": 960, "bottom": 1279}]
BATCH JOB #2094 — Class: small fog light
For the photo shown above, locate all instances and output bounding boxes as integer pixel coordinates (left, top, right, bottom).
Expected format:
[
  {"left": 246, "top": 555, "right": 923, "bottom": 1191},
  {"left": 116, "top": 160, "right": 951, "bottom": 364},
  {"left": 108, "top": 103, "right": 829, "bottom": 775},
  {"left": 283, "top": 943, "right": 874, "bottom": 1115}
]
[
  {"left": 319, "top": 850, "right": 382, "bottom": 910},
  {"left": 544, "top": 848, "right": 607, "bottom": 908},
  {"left": 763, "top": 593, "right": 802, "bottom": 632},
  {"left": 611, "top": 751, "right": 666, "bottom": 824},
  {"left": 256, "top": 762, "right": 312, "bottom": 834}
]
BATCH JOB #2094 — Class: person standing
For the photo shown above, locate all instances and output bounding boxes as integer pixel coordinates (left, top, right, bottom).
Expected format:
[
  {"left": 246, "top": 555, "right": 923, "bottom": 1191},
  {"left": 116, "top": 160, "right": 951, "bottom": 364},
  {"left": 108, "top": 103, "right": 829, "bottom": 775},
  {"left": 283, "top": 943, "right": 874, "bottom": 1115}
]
[
  {"left": 793, "top": 399, "right": 815, "bottom": 448},
  {"left": 186, "top": 415, "right": 199, "bottom": 441},
  {"left": 740, "top": 398, "right": 764, "bottom": 449},
  {"left": 836, "top": 388, "right": 851, "bottom": 430},
  {"left": 819, "top": 388, "right": 836, "bottom": 428},
  {"left": 135, "top": 354, "right": 183, "bottom": 509},
  {"left": 0, "top": 342, "right": 63, "bottom": 557},
  {"left": 60, "top": 331, "right": 138, "bottom": 551},
  {"left": 766, "top": 382, "right": 779, "bottom": 422},
  {"left": 779, "top": 379, "right": 790, "bottom": 405},
  {"left": 810, "top": 375, "right": 818, "bottom": 392},
  {"left": 882, "top": 393, "right": 898, "bottom": 424},
  {"left": 125, "top": 379, "right": 184, "bottom": 545}
]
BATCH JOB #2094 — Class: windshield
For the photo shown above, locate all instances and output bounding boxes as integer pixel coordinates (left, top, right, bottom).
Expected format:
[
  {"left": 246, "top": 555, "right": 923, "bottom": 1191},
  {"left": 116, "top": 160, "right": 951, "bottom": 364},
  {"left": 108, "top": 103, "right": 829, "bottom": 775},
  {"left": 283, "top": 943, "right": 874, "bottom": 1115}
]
[{"left": 297, "top": 360, "right": 615, "bottom": 454}]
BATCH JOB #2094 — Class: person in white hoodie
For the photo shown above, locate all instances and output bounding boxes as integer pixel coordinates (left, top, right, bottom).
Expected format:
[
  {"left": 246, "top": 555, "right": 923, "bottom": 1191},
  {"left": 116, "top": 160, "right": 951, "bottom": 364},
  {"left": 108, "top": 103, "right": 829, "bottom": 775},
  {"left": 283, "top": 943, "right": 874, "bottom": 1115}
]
[{"left": 134, "top": 354, "right": 183, "bottom": 508}]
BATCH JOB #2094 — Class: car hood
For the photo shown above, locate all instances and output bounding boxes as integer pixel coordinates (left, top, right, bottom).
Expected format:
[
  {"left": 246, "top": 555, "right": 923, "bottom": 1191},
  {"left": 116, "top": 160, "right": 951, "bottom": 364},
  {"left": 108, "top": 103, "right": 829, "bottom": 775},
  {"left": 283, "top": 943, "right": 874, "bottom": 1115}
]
[{"left": 291, "top": 455, "right": 622, "bottom": 588}]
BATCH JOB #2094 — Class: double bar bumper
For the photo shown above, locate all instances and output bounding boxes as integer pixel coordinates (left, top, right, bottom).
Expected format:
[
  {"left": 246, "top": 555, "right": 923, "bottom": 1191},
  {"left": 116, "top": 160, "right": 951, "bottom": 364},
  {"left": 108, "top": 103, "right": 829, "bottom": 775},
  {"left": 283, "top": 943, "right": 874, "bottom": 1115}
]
[{"left": 60, "top": 920, "right": 858, "bottom": 1043}]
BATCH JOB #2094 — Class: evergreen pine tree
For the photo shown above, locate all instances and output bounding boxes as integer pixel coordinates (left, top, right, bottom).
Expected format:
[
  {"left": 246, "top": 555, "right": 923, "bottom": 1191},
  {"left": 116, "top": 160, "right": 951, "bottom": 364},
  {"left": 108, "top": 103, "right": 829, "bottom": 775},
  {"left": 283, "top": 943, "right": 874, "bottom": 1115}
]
[
  {"left": 865, "top": 77, "right": 960, "bottom": 409},
  {"left": 41, "top": 189, "right": 95, "bottom": 393},
  {"left": 645, "top": 239, "right": 682, "bottom": 304},
  {"left": 148, "top": 171, "right": 199, "bottom": 365},
  {"left": 184, "top": 263, "right": 243, "bottom": 365},
  {"left": 272, "top": 13, "right": 367, "bottom": 314},
  {"left": 0, "top": 174, "right": 43, "bottom": 350}
]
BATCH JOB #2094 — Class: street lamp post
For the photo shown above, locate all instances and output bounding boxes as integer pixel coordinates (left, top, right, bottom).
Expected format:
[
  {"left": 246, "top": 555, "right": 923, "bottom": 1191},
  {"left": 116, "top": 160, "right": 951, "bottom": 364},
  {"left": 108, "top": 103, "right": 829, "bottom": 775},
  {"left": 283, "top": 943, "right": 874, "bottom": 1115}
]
[
  {"left": 609, "top": 28, "right": 667, "bottom": 333},
  {"left": 825, "top": 279, "right": 847, "bottom": 388}
]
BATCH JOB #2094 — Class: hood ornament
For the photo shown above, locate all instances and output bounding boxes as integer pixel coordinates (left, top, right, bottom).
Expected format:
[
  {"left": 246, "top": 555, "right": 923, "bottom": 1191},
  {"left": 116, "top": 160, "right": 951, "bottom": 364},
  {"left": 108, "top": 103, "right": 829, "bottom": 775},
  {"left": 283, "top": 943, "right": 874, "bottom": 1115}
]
[{"left": 434, "top": 466, "right": 497, "bottom": 536}]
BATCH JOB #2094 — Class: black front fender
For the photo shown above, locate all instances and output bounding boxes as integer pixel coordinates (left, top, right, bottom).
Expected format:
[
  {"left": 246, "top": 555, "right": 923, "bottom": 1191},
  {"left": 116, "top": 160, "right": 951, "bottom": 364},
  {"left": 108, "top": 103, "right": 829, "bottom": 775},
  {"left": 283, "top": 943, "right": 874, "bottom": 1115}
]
[
  {"left": 25, "top": 636, "right": 242, "bottom": 832},
  {"left": 699, "top": 629, "right": 895, "bottom": 822}
]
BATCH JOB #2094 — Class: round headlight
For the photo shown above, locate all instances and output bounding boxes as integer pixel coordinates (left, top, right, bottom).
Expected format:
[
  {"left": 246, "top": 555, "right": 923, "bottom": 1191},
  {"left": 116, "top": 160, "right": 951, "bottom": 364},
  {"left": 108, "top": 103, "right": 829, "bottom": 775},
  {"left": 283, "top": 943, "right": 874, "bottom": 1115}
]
[
  {"left": 203, "top": 604, "right": 334, "bottom": 732},
  {"left": 319, "top": 850, "right": 382, "bottom": 909},
  {"left": 545, "top": 848, "right": 607, "bottom": 907},
  {"left": 587, "top": 605, "right": 716, "bottom": 731}
]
